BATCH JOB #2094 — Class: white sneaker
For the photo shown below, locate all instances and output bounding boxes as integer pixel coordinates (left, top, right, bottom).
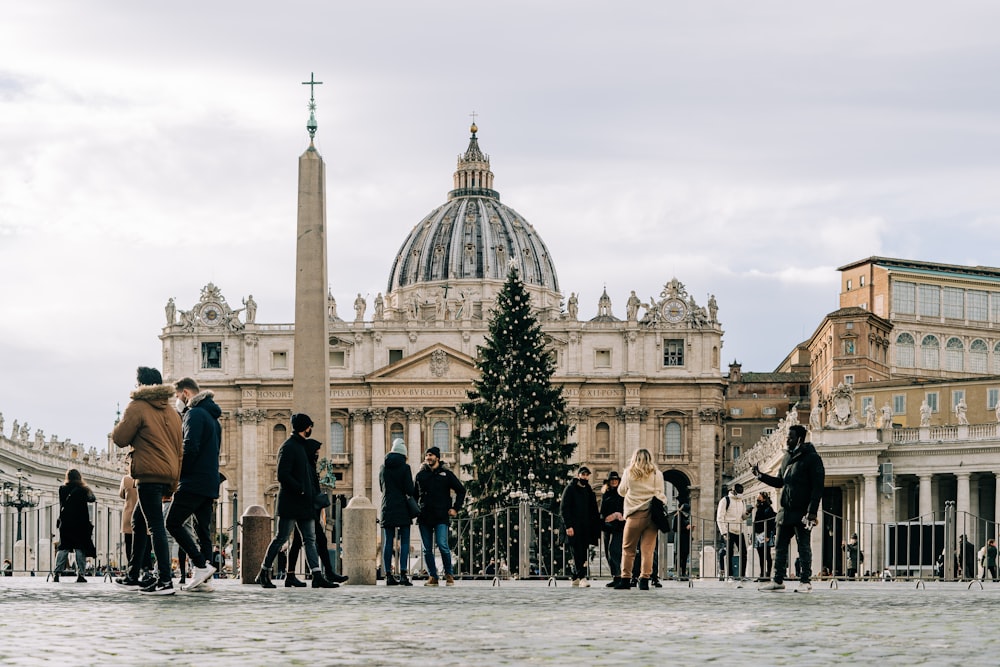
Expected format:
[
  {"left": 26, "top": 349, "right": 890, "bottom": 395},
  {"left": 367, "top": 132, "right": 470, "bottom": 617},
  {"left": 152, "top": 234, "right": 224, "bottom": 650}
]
[
  {"left": 187, "top": 564, "right": 216, "bottom": 590},
  {"left": 581, "top": 577, "right": 591, "bottom": 588},
  {"left": 571, "top": 578, "right": 580, "bottom": 587},
  {"left": 758, "top": 581, "right": 785, "bottom": 591},
  {"left": 794, "top": 582, "right": 812, "bottom": 593},
  {"left": 185, "top": 581, "right": 214, "bottom": 592}
]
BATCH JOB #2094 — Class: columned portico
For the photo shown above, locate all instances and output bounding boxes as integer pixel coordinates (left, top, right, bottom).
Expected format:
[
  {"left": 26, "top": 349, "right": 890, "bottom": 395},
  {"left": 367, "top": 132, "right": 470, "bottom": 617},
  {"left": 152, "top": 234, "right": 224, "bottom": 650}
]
[{"left": 918, "top": 474, "right": 933, "bottom": 520}]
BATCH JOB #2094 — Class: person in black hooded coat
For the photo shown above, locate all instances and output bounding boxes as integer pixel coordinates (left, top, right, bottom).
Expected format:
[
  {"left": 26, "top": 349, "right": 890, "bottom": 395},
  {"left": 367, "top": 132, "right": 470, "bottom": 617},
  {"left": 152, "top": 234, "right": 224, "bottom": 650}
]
[
  {"left": 380, "top": 438, "right": 415, "bottom": 585},
  {"left": 560, "top": 466, "right": 602, "bottom": 585},
  {"left": 54, "top": 469, "right": 96, "bottom": 582}
]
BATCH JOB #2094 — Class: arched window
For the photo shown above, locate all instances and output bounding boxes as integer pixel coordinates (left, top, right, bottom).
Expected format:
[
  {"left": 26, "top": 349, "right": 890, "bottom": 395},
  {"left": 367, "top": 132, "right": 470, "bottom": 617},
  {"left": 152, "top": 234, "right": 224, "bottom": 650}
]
[
  {"left": 330, "top": 422, "right": 345, "bottom": 454},
  {"left": 945, "top": 337, "right": 964, "bottom": 372},
  {"left": 970, "top": 339, "right": 988, "bottom": 374},
  {"left": 595, "top": 422, "right": 610, "bottom": 452},
  {"left": 994, "top": 342, "right": 1000, "bottom": 374},
  {"left": 390, "top": 422, "right": 404, "bottom": 446},
  {"left": 921, "top": 335, "right": 940, "bottom": 370},
  {"left": 664, "top": 422, "right": 682, "bottom": 455},
  {"left": 433, "top": 421, "right": 450, "bottom": 452},
  {"left": 272, "top": 424, "right": 287, "bottom": 450},
  {"left": 896, "top": 333, "right": 915, "bottom": 368}
]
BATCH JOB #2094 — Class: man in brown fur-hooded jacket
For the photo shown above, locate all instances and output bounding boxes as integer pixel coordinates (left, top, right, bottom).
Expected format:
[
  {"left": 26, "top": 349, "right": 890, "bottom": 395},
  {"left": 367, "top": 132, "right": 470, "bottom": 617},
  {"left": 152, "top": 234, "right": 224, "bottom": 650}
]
[{"left": 111, "top": 366, "right": 183, "bottom": 595}]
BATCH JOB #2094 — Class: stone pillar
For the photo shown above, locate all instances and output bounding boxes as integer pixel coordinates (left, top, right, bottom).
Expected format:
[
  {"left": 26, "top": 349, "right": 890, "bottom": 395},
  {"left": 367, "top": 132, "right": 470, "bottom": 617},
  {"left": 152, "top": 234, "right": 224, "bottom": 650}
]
[
  {"left": 370, "top": 408, "right": 387, "bottom": 514},
  {"left": 351, "top": 410, "right": 367, "bottom": 498},
  {"left": 863, "top": 473, "right": 879, "bottom": 573},
  {"left": 342, "top": 496, "right": 377, "bottom": 585},
  {"left": 406, "top": 408, "right": 423, "bottom": 453},
  {"left": 237, "top": 407, "right": 266, "bottom": 509},
  {"left": 619, "top": 406, "right": 644, "bottom": 453},
  {"left": 918, "top": 474, "right": 933, "bottom": 521},
  {"left": 956, "top": 472, "right": 971, "bottom": 539},
  {"left": 240, "top": 505, "right": 273, "bottom": 584},
  {"left": 994, "top": 473, "right": 1000, "bottom": 542}
]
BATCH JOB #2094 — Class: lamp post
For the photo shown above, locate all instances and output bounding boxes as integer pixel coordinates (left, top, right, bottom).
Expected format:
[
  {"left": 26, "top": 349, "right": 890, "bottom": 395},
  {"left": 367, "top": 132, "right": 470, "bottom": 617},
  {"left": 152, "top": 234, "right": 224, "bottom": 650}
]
[
  {"left": 508, "top": 471, "right": 555, "bottom": 579},
  {"left": 317, "top": 458, "right": 339, "bottom": 572},
  {"left": 2, "top": 468, "right": 41, "bottom": 542}
]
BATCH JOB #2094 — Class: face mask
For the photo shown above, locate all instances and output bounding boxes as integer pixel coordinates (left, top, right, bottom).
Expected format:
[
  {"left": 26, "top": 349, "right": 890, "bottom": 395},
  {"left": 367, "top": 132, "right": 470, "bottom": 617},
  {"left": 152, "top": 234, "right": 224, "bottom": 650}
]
[{"left": 174, "top": 398, "right": 186, "bottom": 413}]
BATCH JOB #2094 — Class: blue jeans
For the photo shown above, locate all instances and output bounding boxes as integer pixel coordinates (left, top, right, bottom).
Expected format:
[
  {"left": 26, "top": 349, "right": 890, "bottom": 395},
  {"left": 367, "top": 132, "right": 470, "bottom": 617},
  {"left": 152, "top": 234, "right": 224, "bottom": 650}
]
[
  {"left": 131, "top": 483, "right": 173, "bottom": 582},
  {"left": 55, "top": 548, "right": 86, "bottom": 576},
  {"left": 263, "top": 516, "right": 320, "bottom": 572},
  {"left": 382, "top": 525, "right": 411, "bottom": 576},
  {"left": 419, "top": 523, "right": 453, "bottom": 577}
]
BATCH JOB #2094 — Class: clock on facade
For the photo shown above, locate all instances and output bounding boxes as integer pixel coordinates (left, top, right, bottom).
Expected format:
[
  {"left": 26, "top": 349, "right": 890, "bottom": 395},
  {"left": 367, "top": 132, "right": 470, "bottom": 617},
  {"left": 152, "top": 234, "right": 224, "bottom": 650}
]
[
  {"left": 200, "top": 303, "right": 223, "bottom": 326},
  {"left": 663, "top": 298, "right": 687, "bottom": 323}
]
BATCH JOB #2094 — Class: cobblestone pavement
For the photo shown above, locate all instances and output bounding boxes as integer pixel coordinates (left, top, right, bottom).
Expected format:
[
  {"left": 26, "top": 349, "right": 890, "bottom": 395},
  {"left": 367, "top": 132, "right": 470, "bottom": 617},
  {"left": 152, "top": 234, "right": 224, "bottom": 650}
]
[{"left": 2, "top": 576, "right": 999, "bottom": 666}]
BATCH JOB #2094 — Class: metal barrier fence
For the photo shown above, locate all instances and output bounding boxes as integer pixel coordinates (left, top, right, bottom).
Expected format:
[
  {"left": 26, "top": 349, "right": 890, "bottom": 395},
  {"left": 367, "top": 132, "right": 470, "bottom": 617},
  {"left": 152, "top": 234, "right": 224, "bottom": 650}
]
[{"left": 1, "top": 499, "right": 236, "bottom": 578}]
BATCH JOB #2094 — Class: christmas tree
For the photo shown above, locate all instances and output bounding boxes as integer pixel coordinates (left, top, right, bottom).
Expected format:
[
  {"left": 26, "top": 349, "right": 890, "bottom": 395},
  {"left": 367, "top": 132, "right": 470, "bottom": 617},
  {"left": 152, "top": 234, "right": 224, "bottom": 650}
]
[{"left": 459, "top": 264, "right": 576, "bottom": 515}]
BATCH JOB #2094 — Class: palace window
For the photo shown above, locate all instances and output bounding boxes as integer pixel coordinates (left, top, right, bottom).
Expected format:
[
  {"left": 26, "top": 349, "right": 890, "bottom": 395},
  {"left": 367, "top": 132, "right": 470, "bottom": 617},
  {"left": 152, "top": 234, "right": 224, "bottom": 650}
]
[
  {"left": 595, "top": 422, "right": 611, "bottom": 452},
  {"left": 762, "top": 407, "right": 777, "bottom": 416},
  {"left": 664, "top": 422, "right": 682, "bottom": 455},
  {"left": 732, "top": 445, "right": 741, "bottom": 460},
  {"left": 926, "top": 392, "right": 939, "bottom": 413},
  {"left": 893, "top": 394, "right": 906, "bottom": 415},
  {"left": 943, "top": 287, "right": 964, "bottom": 319},
  {"left": 201, "top": 342, "right": 222, "bottom": 369},
  {"left": 988, "top": 388, "right": 999, "bottom": 410},
  {"left": 896, "top": 333, "right": 915, "bottom": 368},
  {"left": 893, "top": 281, "right": 916, "bottom": 315},
  {"left": 389, "top": 349, "right": 404, "bottom": 364},
  {"left": 663, "top": 339, "right": 684, "bottom": 367},
  {"left": 763, "top": 427, "right": 776, "bottom": 436},
  {"left": 390, "top": 422, "right": 404, "bottom": 445},
  {"left": 968, "top": 290, "right": 988, "bottom": 321},
  {"left": 921, "top": 335, "right": 940, "bottom": 370},
  {"left": 844, "top": 375, "right": 854, "bottom": 385},
  {"left": 272, "top": 424, "right": 286, "bottom": 450},
  {"left": 433, "top": 421, "right": 450, "bottom": 453},
  {"left": 330, "top": 422, "right": 346, "bottom": 454},
  {"left": 271, "top": 351, "right": 288, "bottom": 369},
  {"left": 945, "top": 337, "right": 964, "bottom": 372},
  {"left": 970, "top": 339, "right": 988, "bottom": 373},
  {"left": 861, "top": 396, "right": 874, "bottom": 414},
  {"left": 995, "top": 342, "right": 1000, "bottom": 374},
  {"left": 329, "top": 350, "right": 346, "bottom": 367},
  {"left": 918, "top": 285, "right": 940, "bottom": 317}
]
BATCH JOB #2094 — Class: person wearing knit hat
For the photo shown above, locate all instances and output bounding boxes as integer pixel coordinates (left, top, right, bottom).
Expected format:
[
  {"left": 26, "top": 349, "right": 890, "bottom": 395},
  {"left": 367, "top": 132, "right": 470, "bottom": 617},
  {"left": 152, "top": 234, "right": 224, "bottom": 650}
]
[
  {"left": 415, "top": 446, "right": 466, "bottom": 586},
  {"left": 380, "top": 438, "right": 415, "bottom": 586},
  {"left": 600, "top": 470, "right": 626, "bottom": 587}
]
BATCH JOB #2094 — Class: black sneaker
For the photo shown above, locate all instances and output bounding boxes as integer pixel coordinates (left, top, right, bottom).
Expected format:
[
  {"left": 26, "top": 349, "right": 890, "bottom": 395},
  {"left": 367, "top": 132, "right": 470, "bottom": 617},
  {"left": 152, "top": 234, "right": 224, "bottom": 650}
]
[
  {"left": 114, "top": 576, "right": 141, "bottom": 591},
  {"left": 139, "top": 579, "right": 175, "bottom": 596},
  {"left": 138, "top": 574, "right": 156, "bottom": 589}
]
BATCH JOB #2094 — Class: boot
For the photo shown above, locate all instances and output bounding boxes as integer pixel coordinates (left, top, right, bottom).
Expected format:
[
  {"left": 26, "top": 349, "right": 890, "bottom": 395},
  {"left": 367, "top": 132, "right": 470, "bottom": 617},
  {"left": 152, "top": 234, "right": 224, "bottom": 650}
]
[
  {"left": 311, "top": 571, "right": 339, "bottom": 588},
  {"left": 75, "top": 574, "right": 87, "bottom": 583},
  {"left": 53, "top": 573, "right": 60, "bottom": 583},
  {"left": 398, "top": 573, "right": 413, "bottom": 586},
  {"left": 606, "top": 576, "right": 621, "bottom": 588},
  {"left": 612, "top": 577, "right": 632, "bottom": 590},
  {"left": 638, "top": 578, "right": 650, "bottom": 590},
  {"left": 255, "top": 569, "right": 276, "bottom": 589},
  {"left": 425, "top": 576, "right": 439, "bottom": 587},
  {"left": 284, "top": 573, "right": 307, "bottom": 587},
  {"left": 385, "top": 574, "right": 400, "bottom": 586}
]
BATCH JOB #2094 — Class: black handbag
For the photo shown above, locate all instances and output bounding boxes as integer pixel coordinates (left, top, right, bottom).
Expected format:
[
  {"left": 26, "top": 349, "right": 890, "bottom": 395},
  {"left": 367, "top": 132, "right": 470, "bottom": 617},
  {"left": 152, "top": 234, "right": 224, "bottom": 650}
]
[
  {"left": 314, "top": 492, "right": 331, "bottom": 510},
  {"left": 406, "top": 496, "right": 420, "bottom": 520},
  {"left": 650, "top": 496, "right": 672, "bottom": 533}
]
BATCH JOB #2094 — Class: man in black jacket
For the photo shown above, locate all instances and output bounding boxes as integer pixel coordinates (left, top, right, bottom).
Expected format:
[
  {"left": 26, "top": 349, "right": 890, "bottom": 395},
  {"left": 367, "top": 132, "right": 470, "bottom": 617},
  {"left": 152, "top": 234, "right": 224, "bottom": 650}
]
[
  {"left": 255, "top": 413, "right": 336, "bottom": 589},
  {"left": 561, "top": 466, "right": 601, "bottom": 586},
  {"left": 415, "top": 446, "right": 466, "bottom": 586},
  {"left": 754, "top": 424, "right": 825, "bottom": 592},
  {"left": 166, "top": 377, "right": 221, "bottom": 591}
]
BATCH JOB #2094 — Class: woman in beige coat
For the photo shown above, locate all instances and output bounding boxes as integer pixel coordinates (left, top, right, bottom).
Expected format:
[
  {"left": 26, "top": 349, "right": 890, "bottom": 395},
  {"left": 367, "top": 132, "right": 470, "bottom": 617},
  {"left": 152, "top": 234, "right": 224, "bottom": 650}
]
[{"left": 614, "top": 448, "right": 666, "bottom": 590}]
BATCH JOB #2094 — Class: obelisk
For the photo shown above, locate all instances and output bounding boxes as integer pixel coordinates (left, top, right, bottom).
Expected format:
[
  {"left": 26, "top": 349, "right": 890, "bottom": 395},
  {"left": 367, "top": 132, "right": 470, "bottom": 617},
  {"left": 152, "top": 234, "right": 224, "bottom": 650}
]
[{"left": 293, "top": 73, "right": 330, "bottom": 449}]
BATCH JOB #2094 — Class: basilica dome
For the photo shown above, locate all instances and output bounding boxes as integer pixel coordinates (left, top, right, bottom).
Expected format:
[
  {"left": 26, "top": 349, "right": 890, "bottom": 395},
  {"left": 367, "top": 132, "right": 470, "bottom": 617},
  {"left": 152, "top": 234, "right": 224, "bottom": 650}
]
[{"left": 387, "top": 125, "right": 560, "bottom": 295}]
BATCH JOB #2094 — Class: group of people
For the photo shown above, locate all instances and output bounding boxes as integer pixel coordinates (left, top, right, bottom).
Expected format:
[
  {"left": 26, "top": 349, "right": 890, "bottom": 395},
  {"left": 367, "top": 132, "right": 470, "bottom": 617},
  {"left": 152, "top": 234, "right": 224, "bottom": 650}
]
[{"left": 378, "top": 441, "right": 466, "bottom": 586}]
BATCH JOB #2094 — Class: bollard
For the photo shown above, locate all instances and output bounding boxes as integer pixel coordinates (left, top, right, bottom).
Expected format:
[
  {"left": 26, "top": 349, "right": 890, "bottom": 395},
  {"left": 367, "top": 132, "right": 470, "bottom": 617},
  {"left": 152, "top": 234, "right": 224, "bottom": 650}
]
[
  {"left": 240, "top": 505, "right": 272, "bottom": 584},
  {"left": 342, "top": 496, "right": 377, "bottom": 585}
]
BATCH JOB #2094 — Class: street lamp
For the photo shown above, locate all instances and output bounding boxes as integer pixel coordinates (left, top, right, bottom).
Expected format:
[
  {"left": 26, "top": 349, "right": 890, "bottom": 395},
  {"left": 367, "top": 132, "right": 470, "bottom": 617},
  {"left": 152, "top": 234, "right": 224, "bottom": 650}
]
[
  {"left": 508, "top": 471, "right": 555, "bottom": 579},
  {"left": 2, "top": 468, "right": 41, "bottom": 541}
]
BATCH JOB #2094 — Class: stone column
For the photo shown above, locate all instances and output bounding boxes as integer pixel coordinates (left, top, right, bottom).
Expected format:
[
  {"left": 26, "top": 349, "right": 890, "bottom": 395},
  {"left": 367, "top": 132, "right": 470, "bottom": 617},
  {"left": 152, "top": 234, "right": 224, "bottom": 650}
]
[
  {"left": 350, "top": 410, "right": 368, "bottom": 498},
  {"left": 406, "top": 408, "right": 423, "bottom": 454},
  {"left": 956, "top": 472, "right": 971, "bottom": 539},
  {"left": 618, "top": 406, "right": 645, "bottom": 453},
  {"left": 370, "top": 408, "right": 387, "bottom": 514},
  {"left": 994, "top": 473, "right": 1000, "bottom": 542},
  {"left": 237, "top": 407, "right": 267, "bottom": 509},
  {"left": 863, "top": 473, "right": 879, "bottom": 573},
  {"left": 918, "top": 474, "right": 933, "bottom": 521}
]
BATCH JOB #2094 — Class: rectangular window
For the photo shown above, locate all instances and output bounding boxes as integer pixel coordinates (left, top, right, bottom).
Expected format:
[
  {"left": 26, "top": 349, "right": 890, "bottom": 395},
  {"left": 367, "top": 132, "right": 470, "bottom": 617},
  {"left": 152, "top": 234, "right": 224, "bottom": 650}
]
[
  {"left": 926, "top": 392, "right": 939, "bottom": 413},
  {"left": 271, "top": 351, "right": 288, "bottom": 369},
  {"left": 992, "top": 293, "right": 1000, "bottom": 323},
  {"left": 388, "top": 349, "right": 403, "bottom": 364},
  {"left": 730, "top": 408, "right": 743, "bottom": 417},
  {"left": 201, "top": 342, "right": 222, "bottom": 369},
  {"left": 763, "top": 427, "right": 776, "bottom": 436},
  {"left": 968, "top": 290, "right": 988, "bottom": 321},
  {"left": 918, "top": 285, "right": 940, "bottom": 317},
  {"left": 329, "top": 350, "right": 346, "bottom": 367},
  {"left": 860, "top": 275, "right": 866, "bottom": 287},
  {"left": 844, "top": 339, "right": 856, "bottom": 355},
  {"left": 732, "top": 446, "right": 741, "bottom": 460},
  {"left": 893, "top": 394, "right": 906, "bottom": 415},
  {"left": 988, "top": 388, "right": 999, "bottom": 410},
  {"left": 595, "top": 349, "right": 612, "bottom": 368},
  {"left": 846, "top": 279, "right": 853, "bottom": 290},
  {"left": 663, "top": 339, "right": 684, "bottom": 366},
  {"left": 943, "top": 287, "right": 964, "bottom": 319},
  {"left": 893, "top": 281, "right": 916, "bottom": 315},
  {"left": 731, "top": 427, "right": 742, "bottom": 436},
  {"left": 952, "top": 390, "right": 965, "bottom": 408},
  {"left": 762, "top": 407, "right": 777, "bottom": 416},
  {"left": 844, "top": 375, "right": 854, "bottom": 385},
  {"left": 861, "top": 396, "right": 874, "bottom": 414}
]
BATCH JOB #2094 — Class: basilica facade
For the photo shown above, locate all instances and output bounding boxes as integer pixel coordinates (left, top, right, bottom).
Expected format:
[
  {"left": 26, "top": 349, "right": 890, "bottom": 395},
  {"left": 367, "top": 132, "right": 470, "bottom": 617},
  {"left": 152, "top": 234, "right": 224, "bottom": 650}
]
[{"left": 160, "top": 125, "right": 727, "bottom": 522}]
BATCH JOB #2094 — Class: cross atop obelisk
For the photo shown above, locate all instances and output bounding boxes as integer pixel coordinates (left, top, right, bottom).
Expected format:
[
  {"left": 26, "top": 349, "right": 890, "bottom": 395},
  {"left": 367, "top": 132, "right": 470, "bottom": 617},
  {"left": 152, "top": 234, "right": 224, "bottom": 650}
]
[{"left": 302, "top": 72, "right": 323, "bottom": 142}]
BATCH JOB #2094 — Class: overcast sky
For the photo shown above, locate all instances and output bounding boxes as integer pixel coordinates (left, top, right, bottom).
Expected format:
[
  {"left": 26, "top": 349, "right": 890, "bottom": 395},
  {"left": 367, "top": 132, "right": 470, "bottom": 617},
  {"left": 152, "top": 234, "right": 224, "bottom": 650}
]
[{"left": 3, "top": 1, "right": 1000, "bottom": 452}]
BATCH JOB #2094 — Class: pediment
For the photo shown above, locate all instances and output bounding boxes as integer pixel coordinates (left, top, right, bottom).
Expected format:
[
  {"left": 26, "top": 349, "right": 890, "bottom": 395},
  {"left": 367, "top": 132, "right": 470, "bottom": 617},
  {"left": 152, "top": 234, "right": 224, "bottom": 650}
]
[{"left": 367, "top": 343, "right": 479, "bottom": 382}]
